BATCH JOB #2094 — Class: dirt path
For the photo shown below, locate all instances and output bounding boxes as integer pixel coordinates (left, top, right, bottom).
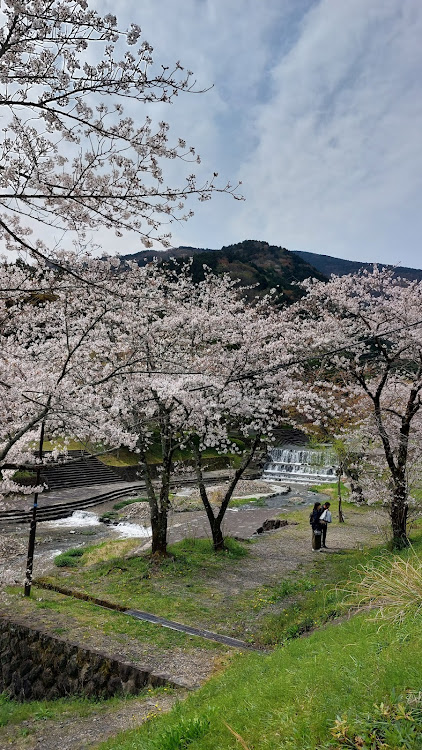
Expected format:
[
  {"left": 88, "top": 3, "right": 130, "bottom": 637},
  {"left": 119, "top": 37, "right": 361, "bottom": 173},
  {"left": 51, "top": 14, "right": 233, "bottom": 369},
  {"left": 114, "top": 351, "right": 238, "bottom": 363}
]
[{"left": 0, "top": 692, "right": 181, "bottom": 749}]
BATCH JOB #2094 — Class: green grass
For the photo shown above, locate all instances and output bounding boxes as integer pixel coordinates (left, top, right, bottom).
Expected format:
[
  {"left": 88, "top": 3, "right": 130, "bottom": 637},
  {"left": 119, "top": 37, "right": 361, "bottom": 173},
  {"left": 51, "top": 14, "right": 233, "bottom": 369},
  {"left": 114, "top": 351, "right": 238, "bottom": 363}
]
[
  {"left": 22, "top": 590, "right": 223, "bottom": 651},
  {"left": 309, "top": 481, "right": 350, "bottom": 500},
  {"left": 53, "top": 547, "right": 84, "bottom": 568},
  {"left": 35, "top": 516, "right": 422, "bottom": 648},
  {"left": 37, "top": 537, "right": 256, "bottom": 640},
  {"left": 96, "top": 613, "right": 422, "bottom": 750},
  {"left": 6, "top": 515, "right": 422, "bottom": 749},
  {"left": 113, "top": 497, "right": 148, "bottom": 510},
  {"left": 259, "top": 529, "right": 422, "bottom": 645}
]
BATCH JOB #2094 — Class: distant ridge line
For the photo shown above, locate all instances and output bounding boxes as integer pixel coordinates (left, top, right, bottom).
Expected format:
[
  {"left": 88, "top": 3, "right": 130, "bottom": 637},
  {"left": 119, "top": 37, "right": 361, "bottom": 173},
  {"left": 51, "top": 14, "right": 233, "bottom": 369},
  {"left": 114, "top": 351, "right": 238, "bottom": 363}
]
[{"left": 291, "top": 250, "right": 422, "bottom": 281}]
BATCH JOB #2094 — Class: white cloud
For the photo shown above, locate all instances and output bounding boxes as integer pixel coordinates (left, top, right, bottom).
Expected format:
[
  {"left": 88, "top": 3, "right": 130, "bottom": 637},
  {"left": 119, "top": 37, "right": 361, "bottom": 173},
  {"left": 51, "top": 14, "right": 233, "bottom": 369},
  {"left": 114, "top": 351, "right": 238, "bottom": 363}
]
[
  {"left": 234, "top": 0, "right": 422, "bottom": 265},
  {"left": 87, "top": 1, "right": 422, "bottom": 267}
]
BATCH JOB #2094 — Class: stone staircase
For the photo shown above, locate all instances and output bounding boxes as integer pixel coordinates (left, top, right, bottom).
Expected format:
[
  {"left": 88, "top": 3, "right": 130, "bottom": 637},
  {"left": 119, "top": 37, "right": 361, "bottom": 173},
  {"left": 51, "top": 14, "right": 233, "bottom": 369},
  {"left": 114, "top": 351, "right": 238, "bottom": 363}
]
[
  {"left": 1, "top": 484, "right": 142, "bottom": 524},
  {"left": 41, "top": 450, "right": 122, "bottom": 491}
]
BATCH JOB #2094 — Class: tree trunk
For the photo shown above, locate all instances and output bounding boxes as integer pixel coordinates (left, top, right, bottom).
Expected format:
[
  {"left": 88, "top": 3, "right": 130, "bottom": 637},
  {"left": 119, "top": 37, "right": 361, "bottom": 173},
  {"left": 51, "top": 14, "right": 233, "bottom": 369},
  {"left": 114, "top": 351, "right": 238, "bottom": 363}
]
[
  {"left": 192, "top": 443, "right": 226, "bottom": 551},
  {"left": 391, "top": 476, "right": 409, "bottom": 549},
  {"left": 337, "top": 468, "right": 344, "bottom": 523},
  {"left": 193, "top": 436, "right": 261, "bottom": 552},
  {"left": 209, "top": 517, "right": 225, "bottom": 552},
  {"left": 372, "top": 394, "right": 411, "bottom": 549},
  {"left": 138, "top": 443, "right": 172, "bottom": 556},
  {"left": 151, "top": 507, "right": 169, "bottom": 555}
]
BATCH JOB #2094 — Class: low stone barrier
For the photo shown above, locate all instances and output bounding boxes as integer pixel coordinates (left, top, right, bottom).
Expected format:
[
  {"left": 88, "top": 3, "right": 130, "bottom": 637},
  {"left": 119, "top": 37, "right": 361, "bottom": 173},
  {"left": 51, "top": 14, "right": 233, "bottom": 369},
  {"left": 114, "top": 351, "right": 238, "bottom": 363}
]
[
  {"left": 255, "top": 518, "right": 289, "bottom": 534},
  {"left": 0, "top": 615, "right": 178, "bottom": 701}
]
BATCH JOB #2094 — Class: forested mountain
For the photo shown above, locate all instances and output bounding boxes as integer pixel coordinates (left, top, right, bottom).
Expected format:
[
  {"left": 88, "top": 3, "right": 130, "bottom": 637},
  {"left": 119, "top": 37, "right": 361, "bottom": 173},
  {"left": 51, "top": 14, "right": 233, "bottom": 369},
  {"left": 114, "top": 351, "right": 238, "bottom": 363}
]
[
  {"left": 292, "top": 249, "right": 422, "bottom": 282},
  {"left": 122, "top": 240, "right": 327, "bottom": 304},
  {"left": 122, "top": 240, "right": 422, "bottom": 304}
]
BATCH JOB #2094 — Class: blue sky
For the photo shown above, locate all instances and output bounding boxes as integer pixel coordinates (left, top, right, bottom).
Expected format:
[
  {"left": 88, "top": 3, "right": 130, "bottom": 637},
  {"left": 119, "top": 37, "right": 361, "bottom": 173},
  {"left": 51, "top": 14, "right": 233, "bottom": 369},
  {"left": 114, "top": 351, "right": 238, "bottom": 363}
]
[{"left": 94, "top": 0, "right": 422, "bottom": 268}]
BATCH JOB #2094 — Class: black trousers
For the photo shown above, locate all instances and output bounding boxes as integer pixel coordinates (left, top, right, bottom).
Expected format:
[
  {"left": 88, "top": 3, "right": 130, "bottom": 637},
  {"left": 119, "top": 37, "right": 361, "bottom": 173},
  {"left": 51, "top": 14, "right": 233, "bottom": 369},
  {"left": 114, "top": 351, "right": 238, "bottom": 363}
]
[{"left": 322, "top": 524, "right": 327, "bottom": 546}]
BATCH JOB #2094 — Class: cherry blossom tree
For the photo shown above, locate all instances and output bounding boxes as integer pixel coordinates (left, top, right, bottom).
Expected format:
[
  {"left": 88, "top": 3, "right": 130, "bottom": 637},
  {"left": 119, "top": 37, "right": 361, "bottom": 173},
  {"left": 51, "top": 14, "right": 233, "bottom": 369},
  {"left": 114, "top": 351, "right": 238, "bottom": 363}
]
[
  {"left": 189, "top": 322, "right": 291, "bottom": 551},
  {"left": 284, "top": 267, "right": 422, "bottom": 547},
  {"left": 92, "top": 263, "right": 293, "bottom": 555},
  {"left": 0, "top": 0, "right": 240, "bottom": 264},
  {"left": 0, "top": 254, "right": 135, "bottom": 497}
]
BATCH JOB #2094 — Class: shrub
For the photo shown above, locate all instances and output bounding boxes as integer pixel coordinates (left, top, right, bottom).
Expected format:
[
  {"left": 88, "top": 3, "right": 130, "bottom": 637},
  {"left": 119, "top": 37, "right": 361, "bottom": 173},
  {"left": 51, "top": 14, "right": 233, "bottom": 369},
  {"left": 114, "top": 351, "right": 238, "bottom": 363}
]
[{"left": 54, "top": 548, "right": 84, "bottom": 567}]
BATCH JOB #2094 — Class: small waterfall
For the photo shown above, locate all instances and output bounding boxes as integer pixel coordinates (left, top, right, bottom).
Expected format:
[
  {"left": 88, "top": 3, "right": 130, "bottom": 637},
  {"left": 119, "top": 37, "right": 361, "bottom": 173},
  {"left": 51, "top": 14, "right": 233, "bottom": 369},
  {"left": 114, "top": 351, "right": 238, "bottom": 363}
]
[{"left": 262, "top": 445, "right": 338, "bottom": 484}]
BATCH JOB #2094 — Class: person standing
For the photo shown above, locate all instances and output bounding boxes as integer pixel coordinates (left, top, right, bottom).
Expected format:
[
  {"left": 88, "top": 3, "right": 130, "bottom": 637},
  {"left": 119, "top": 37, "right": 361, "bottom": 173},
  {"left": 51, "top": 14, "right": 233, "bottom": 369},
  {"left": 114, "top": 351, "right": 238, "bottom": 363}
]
[
  {"left": 310, "top": 502, "right": 323, "bottom": 551},
  {"left": 320, "top": 502, "right": 332, "bottom": 548}
]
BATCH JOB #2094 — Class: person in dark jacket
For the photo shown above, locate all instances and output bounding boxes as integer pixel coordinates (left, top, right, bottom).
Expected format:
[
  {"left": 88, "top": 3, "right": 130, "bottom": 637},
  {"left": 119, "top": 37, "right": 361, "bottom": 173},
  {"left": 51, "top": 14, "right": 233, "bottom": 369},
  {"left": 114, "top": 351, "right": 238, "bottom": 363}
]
[{"left": 310, "top": 502, "right": 323, "bottom": 551}]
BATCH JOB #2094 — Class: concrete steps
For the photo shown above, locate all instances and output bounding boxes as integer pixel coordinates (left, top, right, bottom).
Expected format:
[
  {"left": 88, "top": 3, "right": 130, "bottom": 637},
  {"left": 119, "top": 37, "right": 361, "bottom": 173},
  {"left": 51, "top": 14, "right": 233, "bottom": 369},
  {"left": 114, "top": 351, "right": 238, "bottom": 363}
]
[
  {"left": 1, "top": 484, "right": 143, "bottom": 524},
  {"left": 41, "top": 450, "right": 122, "bottom": 490},
  {"left": 0, "top": 472, "right": 236, "bottom": 525}
]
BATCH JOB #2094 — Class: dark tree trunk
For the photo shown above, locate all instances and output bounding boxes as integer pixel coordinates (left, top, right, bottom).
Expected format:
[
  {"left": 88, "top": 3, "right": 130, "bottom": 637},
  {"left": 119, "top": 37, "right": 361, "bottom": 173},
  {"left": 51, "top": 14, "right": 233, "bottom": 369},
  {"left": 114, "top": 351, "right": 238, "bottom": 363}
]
[
  {"left": 337, "top": 467, "right": 345, "bottom": 523},
  {"left": 151, "top": 507, "right": 169, "bottom": 555},
  {"left": 138, "top": 425, "right": 173, "bottom": 557},
  {"left": 193, "top": 436, "right": 261, "bottom": 552},
  {"left": 391, "top": 476, "right": 409, "bottom": 549},
  {"left": 209, "top": 517, "right": 225, "bottom": 551},
  {"left": 372, "top": 390, "right": 414, "bottom": 549},
  {"left": 24, "top": 420, "right": 45, "bottom": 597}
]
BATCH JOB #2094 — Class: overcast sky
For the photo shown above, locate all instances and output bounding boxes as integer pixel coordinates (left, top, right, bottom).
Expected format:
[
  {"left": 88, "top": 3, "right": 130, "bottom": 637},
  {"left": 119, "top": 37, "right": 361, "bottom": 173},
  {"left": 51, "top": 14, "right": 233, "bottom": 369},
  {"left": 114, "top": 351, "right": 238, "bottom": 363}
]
[{"left": 94, "top": 0, "right": 422, "bottom": 268}]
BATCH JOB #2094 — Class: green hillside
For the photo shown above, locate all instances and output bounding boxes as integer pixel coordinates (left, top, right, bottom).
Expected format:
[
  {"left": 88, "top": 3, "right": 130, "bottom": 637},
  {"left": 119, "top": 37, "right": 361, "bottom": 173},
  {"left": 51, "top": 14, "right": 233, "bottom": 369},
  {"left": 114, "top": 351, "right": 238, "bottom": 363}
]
[{"left": 122, "top": 240, "right": 327, "bottom": 305}]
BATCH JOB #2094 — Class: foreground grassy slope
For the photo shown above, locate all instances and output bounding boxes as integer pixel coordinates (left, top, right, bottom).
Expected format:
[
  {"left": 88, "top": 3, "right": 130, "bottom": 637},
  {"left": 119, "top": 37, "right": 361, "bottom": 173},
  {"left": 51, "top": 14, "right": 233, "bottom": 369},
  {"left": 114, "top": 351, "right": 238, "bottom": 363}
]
[
  {"left": 97, "top": 613, "right": 422, "bottom": 749},
  {"left": 3, "top": 511, "right": 421, "bottom": 748}
]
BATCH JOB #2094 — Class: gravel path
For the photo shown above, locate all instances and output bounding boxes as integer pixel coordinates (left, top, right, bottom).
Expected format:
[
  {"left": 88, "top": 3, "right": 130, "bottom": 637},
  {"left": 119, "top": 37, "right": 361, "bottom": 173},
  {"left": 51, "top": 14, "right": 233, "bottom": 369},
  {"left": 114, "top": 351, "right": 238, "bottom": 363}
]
[{"left": 0, "top": 692, "right": 181, "bottom": 749}]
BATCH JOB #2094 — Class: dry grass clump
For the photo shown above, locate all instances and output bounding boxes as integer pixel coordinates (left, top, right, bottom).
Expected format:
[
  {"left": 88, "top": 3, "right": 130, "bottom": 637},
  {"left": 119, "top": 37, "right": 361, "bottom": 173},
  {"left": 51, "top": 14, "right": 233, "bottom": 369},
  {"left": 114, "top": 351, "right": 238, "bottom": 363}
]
[
  {"left": 343, "top": 550, "right": 422, "bottom": 623},
  {"left": 82, "top": 539, "right": 140, "bottom": 566}
]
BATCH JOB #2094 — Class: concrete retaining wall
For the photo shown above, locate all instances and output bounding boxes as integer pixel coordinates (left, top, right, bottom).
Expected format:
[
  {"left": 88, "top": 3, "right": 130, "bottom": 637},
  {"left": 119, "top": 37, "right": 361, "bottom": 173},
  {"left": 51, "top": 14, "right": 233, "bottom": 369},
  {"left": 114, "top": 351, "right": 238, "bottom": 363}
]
[{"left": 0, "top": 615, "right": 175, "bottom": 701}]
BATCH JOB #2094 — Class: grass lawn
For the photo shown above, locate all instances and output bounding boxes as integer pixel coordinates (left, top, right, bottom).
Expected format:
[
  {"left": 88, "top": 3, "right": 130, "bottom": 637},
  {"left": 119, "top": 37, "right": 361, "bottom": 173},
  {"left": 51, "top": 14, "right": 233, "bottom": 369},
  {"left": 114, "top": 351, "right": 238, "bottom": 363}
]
[
  {"left": 3, "top": 511, "right": 422, "bottom": 749},
  {"left": 309, "top": 481, "right": 350, "bottom": 500},
  {"left": 30, "top": 509, "right": 422, "bottom": 647},
  {"left": 39, "top": 434, "right": 248, "bottom": 467},
  {"left": 96, "top": 613, "right": 422, "bottom": 750}
]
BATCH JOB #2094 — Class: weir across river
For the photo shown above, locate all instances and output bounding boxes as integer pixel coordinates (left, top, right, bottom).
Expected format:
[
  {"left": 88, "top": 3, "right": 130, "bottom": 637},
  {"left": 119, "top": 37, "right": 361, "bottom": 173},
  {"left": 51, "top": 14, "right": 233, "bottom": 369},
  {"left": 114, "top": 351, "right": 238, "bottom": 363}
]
[{"left": 262, "top": 445, "right": 338, "bottom": 484}]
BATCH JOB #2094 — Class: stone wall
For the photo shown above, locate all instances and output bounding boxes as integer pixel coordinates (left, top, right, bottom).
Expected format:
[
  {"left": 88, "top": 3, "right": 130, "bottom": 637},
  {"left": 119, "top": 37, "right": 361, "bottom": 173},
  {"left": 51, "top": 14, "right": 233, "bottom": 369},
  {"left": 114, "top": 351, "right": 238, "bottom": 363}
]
[{"left": 0, "top": 615, "right": 176, "bottom": 701}]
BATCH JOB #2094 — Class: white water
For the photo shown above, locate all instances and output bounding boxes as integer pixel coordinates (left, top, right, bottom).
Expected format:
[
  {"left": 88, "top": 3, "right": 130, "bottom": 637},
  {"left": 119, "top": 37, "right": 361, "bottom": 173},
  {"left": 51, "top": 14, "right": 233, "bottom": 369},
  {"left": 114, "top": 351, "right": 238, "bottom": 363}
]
[
  {"left": 262, "top": 446, "right": 338, "bottom": 484},
  {"left": 44, "top": 510, "right": 151, "bottom": 538},
  {"left": 44, "top": 510, "right": 101, "bottom": 527},
  {"left": 112, "top": 522, "right": 151, "bottom": 538}
]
